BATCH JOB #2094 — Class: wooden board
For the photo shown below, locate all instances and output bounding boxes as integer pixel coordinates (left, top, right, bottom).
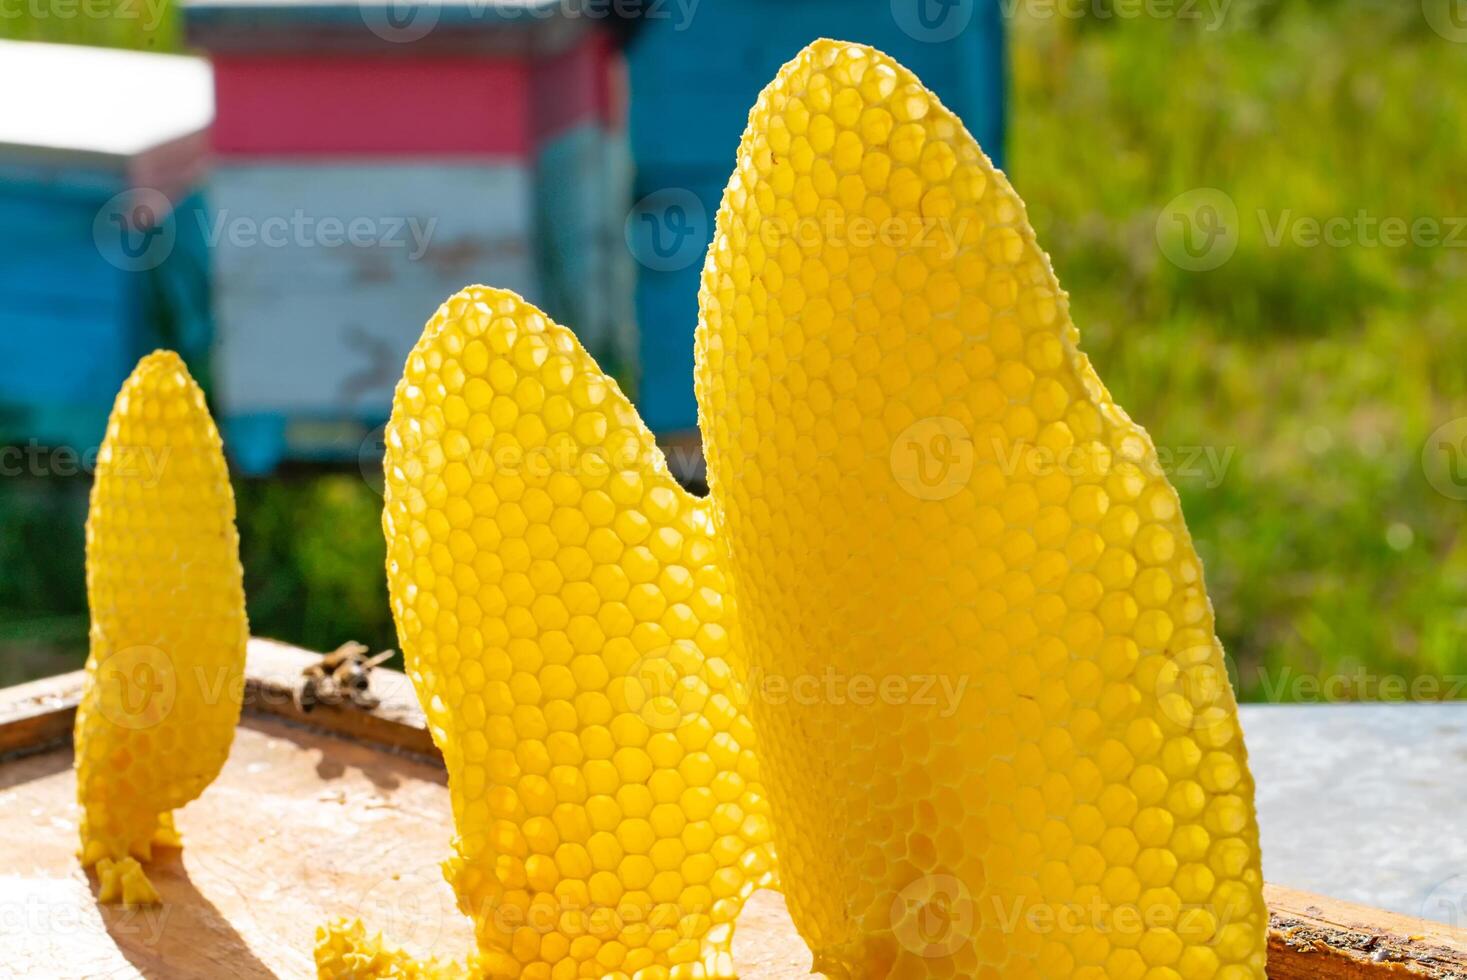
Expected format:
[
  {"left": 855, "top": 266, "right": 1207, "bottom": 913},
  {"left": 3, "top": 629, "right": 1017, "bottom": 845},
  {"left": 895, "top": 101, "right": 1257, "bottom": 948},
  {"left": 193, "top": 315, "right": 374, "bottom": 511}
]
[
  {"left": 3, "top": 639, "right": 1466, "bottom": 978},
  {"left": 1, "top": 717, "right": 471, "bottom": 979}
]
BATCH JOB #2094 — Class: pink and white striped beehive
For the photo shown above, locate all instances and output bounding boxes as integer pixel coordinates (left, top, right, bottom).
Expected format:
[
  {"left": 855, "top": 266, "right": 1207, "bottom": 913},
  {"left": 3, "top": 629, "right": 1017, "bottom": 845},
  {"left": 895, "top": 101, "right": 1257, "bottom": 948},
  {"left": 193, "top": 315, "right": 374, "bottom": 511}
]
[{"left": 183, "top": 0, "right": 632, "bottom": 473}]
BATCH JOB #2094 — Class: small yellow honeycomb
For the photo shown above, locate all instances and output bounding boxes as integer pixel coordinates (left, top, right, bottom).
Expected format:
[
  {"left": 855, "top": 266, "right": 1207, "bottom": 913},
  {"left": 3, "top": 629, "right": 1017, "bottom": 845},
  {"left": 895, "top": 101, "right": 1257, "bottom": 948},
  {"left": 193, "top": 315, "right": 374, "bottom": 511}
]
[
  {"left": 318, "top": 287, "right": 776, "bottom": 978},
  {"left": 694, "top": 39, "right": 1267, "bottom": 978},
  {"left": 75, "top": 350, "right": 249, "bottom": 906}
]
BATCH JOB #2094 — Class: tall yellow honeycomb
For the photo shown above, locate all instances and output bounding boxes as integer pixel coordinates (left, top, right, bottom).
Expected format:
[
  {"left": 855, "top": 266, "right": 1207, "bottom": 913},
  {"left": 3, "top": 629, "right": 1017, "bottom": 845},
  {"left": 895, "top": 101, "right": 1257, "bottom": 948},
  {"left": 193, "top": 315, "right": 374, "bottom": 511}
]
[
  {"left": 75, "top": 350, "right": 249, "bottom": 906},
  {"left": 694, "top": 39, "right": 1267, "bottom": 979},
  {"left": 318, "top": 287, "right": 776, "bottom": 979}
]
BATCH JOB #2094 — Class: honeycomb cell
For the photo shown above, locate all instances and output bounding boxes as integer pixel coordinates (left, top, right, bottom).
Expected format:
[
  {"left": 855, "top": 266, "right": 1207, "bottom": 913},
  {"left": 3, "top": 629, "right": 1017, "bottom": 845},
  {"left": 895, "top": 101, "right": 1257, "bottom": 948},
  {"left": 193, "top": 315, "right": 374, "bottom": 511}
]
[
  {"left": 318, "top": 288, "right": 775, "bottom": 979},
  {"left": 695, "top": 40, "right": 1266, "bottom": 978},
  {"left": 75, "top": 350, "right": 249, "bottom": 906}
]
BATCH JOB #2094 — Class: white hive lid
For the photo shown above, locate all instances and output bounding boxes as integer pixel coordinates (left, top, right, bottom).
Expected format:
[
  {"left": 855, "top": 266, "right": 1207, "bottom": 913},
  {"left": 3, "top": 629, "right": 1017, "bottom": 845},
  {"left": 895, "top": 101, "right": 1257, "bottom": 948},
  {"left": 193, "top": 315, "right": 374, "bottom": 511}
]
[{"left": 0, "top": 39, "right": 214, "bottom": 168}]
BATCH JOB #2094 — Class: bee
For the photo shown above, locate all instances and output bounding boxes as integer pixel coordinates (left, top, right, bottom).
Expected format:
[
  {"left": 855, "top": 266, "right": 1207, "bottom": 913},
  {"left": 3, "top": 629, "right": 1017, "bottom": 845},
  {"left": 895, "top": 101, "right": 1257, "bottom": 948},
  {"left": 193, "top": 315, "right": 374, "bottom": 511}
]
[{"left": 298, "top": 642, "right": 395, "bottom": 712}]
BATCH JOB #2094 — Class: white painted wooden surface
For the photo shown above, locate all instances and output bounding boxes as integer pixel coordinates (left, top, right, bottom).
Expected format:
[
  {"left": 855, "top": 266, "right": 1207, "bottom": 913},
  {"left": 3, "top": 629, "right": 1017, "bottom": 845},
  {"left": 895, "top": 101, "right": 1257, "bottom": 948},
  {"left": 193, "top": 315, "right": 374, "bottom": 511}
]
[
  {"left": 1244, "top": 702, "right": 1467, "bottom": 926},
  {"left": 210, "top": 161, "right": 538, "bottom": 419}
]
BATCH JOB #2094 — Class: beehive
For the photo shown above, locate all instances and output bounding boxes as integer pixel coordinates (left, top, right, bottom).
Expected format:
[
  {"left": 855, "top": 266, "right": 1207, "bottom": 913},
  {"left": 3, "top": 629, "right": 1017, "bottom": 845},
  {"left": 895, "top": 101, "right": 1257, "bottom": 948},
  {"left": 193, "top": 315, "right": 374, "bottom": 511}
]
[
  {"left": 623, "top": 0, "right": 1006, "bottom": 435},
  {"left": 181, "top": 0, "right": 633, "bottom": 474},
  {"left": 0, "top": 39, "right": 213, "bottom": 453}
]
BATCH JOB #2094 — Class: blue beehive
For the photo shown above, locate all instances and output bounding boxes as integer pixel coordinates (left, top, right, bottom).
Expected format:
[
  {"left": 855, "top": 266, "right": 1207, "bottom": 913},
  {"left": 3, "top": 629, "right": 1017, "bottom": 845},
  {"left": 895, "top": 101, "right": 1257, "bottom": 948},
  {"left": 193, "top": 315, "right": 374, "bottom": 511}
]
[
  {"left": 624, "top": 2, "right": 1006, "bottom": 434},
  {"left": 0, "top": 40, "right": 214, "bottom": 453}
]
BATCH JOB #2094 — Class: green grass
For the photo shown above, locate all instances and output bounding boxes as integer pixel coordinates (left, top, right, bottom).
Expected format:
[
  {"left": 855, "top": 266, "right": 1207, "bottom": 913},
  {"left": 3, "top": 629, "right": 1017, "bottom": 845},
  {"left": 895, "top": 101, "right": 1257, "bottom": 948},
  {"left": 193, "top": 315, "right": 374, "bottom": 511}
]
[
  {"left": 0, "top": 0, "right": 179, "bottom": 50},
  {"left": 2, "top": 0, "right": 1464, "bottom": 702},
  {"left": 1008, "top": 0, "right": 1467, "bottom": 697}
]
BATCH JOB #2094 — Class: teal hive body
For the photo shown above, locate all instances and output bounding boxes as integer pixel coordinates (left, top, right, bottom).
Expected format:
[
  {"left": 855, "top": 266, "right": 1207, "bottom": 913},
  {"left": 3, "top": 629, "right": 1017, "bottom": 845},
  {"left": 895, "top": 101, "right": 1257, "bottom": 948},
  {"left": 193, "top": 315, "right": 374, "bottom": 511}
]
[
  {"left": 624, "top": 1, "right": 1007, "bottom": 435},
  {"left": 0, "top": 41, "right": 214, "bottom": 453}
]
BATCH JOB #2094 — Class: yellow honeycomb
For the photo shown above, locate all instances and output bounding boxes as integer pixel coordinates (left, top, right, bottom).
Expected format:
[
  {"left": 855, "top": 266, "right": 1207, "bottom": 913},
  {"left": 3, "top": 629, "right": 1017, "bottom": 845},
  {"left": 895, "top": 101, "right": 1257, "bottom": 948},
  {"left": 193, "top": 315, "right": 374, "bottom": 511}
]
[
  {"left": 318, "top": 287, "right": 776, "bottom": 979},
  {"left": 694, "top": 39, "right": 1266, "bottom": 979},
  {"left": 75, "top": 350, "right": 249, "bottom": 906}
]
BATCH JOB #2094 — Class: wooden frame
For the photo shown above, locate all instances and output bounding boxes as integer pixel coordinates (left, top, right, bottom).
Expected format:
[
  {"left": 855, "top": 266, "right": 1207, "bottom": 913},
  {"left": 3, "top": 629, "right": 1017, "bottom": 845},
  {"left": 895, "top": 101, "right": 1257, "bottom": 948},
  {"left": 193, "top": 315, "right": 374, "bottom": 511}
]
[{"left": 3, "top": 637, "right": 1465, "bottom": 978}]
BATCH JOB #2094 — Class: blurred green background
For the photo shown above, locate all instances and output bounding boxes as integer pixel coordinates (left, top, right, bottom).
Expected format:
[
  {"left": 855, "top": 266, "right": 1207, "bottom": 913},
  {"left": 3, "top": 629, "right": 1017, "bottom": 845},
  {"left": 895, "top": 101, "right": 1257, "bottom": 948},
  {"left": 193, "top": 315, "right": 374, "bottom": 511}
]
[{"left": 2, "top": 0, "right": 1465, "bottom": 700}]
